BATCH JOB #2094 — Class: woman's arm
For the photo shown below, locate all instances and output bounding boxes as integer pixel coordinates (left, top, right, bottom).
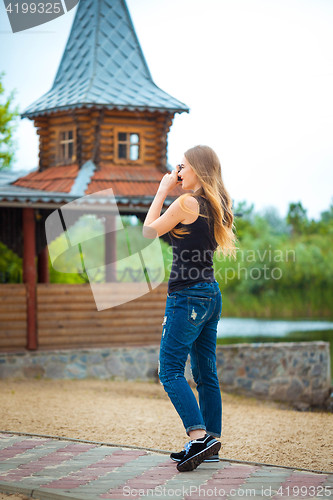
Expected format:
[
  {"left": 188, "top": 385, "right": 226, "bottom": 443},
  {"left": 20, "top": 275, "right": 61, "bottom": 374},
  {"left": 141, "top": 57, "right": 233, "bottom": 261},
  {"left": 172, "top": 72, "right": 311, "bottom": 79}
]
[{"left": 143, "top": 169, "right": 186, "bottom": 237}]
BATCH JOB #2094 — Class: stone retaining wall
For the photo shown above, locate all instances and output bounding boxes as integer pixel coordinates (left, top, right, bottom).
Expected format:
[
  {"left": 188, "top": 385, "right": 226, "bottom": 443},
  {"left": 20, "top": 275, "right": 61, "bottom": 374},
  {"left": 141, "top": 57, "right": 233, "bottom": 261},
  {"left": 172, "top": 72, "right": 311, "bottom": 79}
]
[
  {"left": 215, "top": 341, "right": 331, "bottom": 407},
  {"left": 0, "top": 341, "right": 331, "bottom": 407}
]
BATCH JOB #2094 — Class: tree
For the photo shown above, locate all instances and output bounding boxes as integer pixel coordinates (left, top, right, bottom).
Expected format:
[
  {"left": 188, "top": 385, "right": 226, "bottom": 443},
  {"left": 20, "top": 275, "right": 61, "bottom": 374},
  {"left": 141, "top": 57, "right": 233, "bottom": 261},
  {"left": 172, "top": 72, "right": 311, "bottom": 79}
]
[
  {"left": 313, "top": 199, "right": 333, "bottom": 236},
  {"left": 0, "top": 72, "right": 19, "bottom": 170},
  {"left": 320, "top": 199, "right": 333, "bottom": 224},
  {"left": 259, "top": 206, "right": 289, "bottom": 235},
  {"left": 287, "top": 202, "right": 308, "bottom": 236},
  {"left": 233, "top": 200, "right": 256, "bottom": 240}
]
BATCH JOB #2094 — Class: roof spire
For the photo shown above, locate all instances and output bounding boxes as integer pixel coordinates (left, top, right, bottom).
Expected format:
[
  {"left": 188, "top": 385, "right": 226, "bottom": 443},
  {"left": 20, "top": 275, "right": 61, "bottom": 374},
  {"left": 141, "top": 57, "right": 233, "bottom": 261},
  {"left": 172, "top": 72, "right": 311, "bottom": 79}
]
[{"left": 22, "top": 0, "right": 188, "bottom": 118}]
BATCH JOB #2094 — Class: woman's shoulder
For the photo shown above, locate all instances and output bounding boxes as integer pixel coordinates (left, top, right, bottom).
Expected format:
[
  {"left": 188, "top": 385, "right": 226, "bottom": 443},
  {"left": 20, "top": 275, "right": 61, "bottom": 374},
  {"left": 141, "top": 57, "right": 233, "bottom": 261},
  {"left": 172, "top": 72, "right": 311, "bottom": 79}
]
[
  {"left": 174, "top": 194, "right": 200, "bottom": 213},
  {"left": 184, "top": 195, "right": 200, "bottom": 210}
]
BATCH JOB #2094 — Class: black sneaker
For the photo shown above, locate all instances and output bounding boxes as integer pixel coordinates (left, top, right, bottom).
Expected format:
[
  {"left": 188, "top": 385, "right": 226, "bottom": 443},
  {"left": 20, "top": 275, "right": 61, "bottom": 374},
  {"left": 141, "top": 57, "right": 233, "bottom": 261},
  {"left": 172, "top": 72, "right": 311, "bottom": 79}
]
[
  {"left": 170, "top": 447, "right": 219, "bottom": 463},
  {"left": 203, "top": 454, "right": 220, "bottom": 462},
  {"left": 176, "top": 434, "right": 221, "bottom": 472}
]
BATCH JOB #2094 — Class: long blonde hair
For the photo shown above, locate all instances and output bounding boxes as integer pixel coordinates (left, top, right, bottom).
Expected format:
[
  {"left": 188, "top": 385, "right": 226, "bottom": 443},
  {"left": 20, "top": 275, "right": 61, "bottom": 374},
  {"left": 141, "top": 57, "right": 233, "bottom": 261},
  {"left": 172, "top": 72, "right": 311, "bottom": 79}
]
[{"left": 171, "top": 145, "right": 237, "bottom": 259}]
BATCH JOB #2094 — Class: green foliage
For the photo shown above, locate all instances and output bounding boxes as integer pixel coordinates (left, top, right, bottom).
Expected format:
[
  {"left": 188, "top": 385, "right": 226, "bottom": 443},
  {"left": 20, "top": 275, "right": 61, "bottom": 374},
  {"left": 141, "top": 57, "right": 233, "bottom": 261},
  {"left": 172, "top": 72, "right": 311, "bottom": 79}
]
[
  {"left": 0, "top": 242, "right": 22, "bottom": 283},
  {"left": 0, "top": 72, "right": 19, "bottom": 170},
  {"left": 314, "top": 199, "right": 333, "bottom": 236},
  {"left": 213, "top": 200, "right": 333, "bottom": 318},
  {"left": 48, "top": 214, "right": 172, "bottom": 284},
  {"left": 233, "top": 200, "right": 256, "bottom": 240},
  {"left": 257, "top": 206, "right": 290, "bottom": 236},
  {"left": 287, "top": 201, "right": 308, "bottom": 235},
  {"left": 285, "top": 198, "right": 333, "bottom": 237},
  {"left": 48, "top": 215, "right": 100, "bottom": 284}
]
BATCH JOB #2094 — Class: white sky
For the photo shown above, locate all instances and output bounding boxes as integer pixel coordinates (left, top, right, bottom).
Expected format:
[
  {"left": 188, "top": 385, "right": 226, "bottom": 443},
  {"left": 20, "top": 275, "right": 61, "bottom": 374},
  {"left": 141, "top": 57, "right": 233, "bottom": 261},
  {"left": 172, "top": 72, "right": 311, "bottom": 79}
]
[{"left": 0, "top": 0, "right": 332, "bottom": 219}]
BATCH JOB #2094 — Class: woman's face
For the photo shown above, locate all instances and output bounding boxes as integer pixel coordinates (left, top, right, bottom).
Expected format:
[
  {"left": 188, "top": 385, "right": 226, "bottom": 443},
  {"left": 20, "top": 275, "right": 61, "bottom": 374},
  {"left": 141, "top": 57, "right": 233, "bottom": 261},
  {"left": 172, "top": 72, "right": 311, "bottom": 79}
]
[{"left": 178, "top": 156, "right": 201, "bottom": 192}]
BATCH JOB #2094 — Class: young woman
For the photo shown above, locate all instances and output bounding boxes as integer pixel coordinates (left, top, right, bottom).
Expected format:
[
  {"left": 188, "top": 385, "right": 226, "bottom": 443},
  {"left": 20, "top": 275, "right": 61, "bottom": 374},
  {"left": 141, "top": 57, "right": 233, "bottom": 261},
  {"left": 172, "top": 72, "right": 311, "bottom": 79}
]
[{"left": 143, "top": 145, "right": 237, "bottom": 472}]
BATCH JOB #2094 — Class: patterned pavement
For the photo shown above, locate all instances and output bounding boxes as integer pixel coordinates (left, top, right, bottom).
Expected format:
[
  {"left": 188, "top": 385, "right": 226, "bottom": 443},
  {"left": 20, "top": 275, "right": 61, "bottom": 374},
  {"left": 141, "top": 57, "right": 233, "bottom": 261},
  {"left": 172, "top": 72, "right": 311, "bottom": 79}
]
[{"left": 0, "top": 432, "right": 332, "bottom": 500}]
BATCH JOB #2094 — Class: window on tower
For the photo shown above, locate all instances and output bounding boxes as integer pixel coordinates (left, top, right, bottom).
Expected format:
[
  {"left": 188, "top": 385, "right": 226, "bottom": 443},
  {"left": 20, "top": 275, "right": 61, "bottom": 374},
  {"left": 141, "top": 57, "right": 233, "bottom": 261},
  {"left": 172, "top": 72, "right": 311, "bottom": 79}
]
[
  {"left": 59, "top": 129, "right": 75, "bottom": 163},
  {"left": 117, "top": 132, "right": 140, "bottom": 161}
]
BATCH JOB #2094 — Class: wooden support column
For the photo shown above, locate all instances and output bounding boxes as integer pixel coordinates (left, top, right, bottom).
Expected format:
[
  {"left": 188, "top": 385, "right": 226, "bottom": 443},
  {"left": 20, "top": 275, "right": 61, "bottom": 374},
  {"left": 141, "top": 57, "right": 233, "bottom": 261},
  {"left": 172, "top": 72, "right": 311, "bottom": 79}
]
[
  {"left": 23, "top": 207, "right": 37, "bottom": 350},
  {"left": 105, "top": 215, "right": 117, "bottom": 282},
  {"left": 38, "top": 246, "right": 49, "bottom": 283}
]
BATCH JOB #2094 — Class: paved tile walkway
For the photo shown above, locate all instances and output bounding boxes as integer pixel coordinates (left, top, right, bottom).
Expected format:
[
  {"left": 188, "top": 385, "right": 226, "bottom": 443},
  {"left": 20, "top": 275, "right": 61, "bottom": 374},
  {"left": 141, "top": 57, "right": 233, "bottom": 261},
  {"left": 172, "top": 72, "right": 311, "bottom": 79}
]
[{"left": 0, "top": 433, "right": 332, "bottom": 500}]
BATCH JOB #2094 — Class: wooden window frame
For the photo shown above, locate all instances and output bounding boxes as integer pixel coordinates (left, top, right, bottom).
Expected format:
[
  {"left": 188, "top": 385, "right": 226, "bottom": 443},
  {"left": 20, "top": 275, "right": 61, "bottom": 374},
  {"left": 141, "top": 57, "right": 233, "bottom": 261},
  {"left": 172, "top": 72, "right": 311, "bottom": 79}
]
[
  {"left": 57, "top": 127, "right": 76, "bottom": 165},
  {"left": 114, "top": 128, "right": 143, "bottom": 164}
]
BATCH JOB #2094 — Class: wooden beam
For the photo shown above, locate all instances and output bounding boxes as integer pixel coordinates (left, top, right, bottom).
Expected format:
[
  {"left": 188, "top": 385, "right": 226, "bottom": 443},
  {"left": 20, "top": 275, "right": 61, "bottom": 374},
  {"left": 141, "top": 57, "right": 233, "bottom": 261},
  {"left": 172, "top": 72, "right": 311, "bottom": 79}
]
[
  {"left": 38, "top": 246, "right": 49, "bottom": 283},
  {"left": 105, "top": 215, "right": 117, "bottom": 282},
  {"left": 23, "top": 207, "right": 38, "bottom": 350}
]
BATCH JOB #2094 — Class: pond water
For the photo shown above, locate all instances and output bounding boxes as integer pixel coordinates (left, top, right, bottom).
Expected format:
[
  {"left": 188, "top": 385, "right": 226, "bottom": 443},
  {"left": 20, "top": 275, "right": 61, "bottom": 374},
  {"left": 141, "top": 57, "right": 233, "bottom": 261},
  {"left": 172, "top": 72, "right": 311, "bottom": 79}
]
[{"left": 217, "top": 318, "right": 333, "bottom": 338}]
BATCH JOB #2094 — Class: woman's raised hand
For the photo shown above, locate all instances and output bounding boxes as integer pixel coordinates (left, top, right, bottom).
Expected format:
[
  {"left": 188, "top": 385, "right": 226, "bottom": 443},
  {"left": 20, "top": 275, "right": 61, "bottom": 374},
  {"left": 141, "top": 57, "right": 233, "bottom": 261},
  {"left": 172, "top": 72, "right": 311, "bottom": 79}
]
[{"left": 157, "top": 168, "right": 180, "bottom": 195}]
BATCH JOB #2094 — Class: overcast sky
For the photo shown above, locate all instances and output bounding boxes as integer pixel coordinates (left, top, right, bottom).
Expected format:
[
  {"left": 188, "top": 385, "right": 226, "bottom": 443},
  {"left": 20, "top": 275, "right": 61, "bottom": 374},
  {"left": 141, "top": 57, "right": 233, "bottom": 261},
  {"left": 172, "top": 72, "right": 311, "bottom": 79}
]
[{"left": 1, "top": 0, "right": 332, "bottom": 219}]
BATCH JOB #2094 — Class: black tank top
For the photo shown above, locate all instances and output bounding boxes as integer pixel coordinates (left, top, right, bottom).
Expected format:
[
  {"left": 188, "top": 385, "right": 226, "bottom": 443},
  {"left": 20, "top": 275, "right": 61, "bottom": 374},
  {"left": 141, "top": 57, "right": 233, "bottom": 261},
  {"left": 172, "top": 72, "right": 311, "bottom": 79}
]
[{"left": 168, "top": 195, "right": 218, "bottom": 294}]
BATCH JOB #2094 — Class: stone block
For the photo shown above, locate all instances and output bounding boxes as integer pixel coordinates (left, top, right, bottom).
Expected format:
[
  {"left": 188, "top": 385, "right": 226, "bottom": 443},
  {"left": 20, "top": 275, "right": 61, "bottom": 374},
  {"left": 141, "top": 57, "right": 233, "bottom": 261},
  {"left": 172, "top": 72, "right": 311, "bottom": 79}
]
[
  {"left": 0, "top": 364, "right": 22, "bottom": 378},
  {"left": 236, "top": 378, "right": 253, "bottom": 390},
  {"left": 124, "top": 363, "right": 142, "bottom": 380},
  {"left": 252, "top": 380, "right": 270, "bottom": 396},
  {"left": 64, "top": 363, "right": 87, "bottom": 379},
  {"left": 310, "top": 388, "right": 331, "bottom": 406},
  {"left": 105, "top": 357, "right": 123, "bottom": 377},
  {"left": 219, "top": 372, "right": 235, "bottom": 386},
  {"left": 23, "top": 365, "right": 45, "bottom": 379},
  {"left": 312, "top": 377, "right": 325, "bottom": 389},
  {"left": 269, "top": 384, "right": 288, "bottom": 401},
  {"left": 45, "top": 362, "right": 66, "bottom": 379},
  {"left": 247, "top": 367, "right": 260, "bottom": 379},
  {"left": 311, "top": 364, "right": 323, "bottom": 376},
  {"left": 87, "top": 365, "right": 109, "bottom": 379},
  {"left": 286, "top": 378, "right": 304, "bottom": 400}
]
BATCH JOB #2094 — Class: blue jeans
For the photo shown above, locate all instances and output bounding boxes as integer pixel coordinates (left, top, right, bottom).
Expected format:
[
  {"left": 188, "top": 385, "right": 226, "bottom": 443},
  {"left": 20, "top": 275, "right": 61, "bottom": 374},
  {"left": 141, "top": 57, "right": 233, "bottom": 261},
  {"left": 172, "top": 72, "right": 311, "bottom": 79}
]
[{"left": 158, "top": 280, "right": 222, "bottom": 437}]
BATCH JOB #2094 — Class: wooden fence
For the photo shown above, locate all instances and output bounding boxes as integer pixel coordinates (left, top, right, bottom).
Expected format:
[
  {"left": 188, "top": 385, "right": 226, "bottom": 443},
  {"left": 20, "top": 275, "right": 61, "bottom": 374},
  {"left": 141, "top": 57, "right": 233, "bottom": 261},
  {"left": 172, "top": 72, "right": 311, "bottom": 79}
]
[
  {"left": 0, "top": 283, "right": 168, "bottom": 351},
  {"left": 0, "top": 285, "right": 27, "bottom": 350}
]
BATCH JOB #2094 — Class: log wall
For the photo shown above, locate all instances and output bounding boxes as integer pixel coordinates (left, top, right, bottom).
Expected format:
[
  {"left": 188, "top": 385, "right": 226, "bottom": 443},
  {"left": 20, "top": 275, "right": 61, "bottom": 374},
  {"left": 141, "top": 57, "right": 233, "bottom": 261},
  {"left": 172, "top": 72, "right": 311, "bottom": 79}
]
[
  {"left": 37, "top": 283, "right": 167, "bottom": 349},
  {"left": 36, "top": 109, "right": 173, "bottom": 170},
  {"left": 0, "top": 283, "right": 168, "bottom": 351}
]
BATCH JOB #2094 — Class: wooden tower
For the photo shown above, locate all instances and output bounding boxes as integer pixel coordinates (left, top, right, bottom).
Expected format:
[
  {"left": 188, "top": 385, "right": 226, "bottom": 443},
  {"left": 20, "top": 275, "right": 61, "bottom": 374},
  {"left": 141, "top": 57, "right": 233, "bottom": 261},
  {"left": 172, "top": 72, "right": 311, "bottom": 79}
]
[{"left": 14, "top": 0, "right": 189, "bottom": 201}]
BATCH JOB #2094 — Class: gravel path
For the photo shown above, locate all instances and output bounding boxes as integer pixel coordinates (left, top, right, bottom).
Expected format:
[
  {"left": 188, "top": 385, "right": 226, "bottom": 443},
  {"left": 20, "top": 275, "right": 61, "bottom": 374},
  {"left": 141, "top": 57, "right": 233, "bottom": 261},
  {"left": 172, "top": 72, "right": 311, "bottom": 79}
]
[{"left": 0, "top": 379, "right": 332, "bottom": 475}]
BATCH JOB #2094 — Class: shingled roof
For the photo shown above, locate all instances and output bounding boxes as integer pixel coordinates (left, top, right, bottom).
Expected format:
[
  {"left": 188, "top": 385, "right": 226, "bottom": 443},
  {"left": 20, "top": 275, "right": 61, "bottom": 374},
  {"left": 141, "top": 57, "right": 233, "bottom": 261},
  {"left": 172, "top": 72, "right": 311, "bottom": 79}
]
[
  {"left": 0, "top": 164, "right": 183, "bottom": 208},
  {"left": 12, "top": 162, "right": 183, "bottom": 199},
  {"left": 22, "top": 0, "right": 189, "bottom": 118}
]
